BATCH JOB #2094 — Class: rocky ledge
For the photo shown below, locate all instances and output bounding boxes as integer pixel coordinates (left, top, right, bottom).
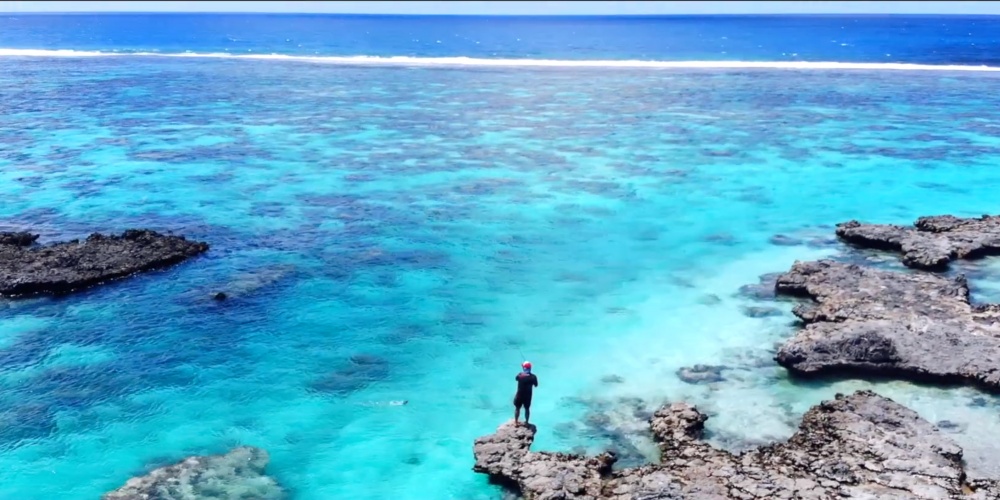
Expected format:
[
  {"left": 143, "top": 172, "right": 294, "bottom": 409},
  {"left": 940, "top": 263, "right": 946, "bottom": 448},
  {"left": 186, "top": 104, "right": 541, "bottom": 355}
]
[
  {"left": 0, "top": 231, "right": 39, "bottom": 247},
  {"left": 836, "top": 214, "right": 1000, "bottom": 270},
  {"left": 103, "top": 446, "right": 284, "bottom": 500},
  {"left": 0, "top": 229, "right": 208, "bottom": 297},
  {"left": 773, "top": 259, "right": 1000, "bottom": 391},
  {"left": 473, "top": 390, "right": 999, "bottom": 499}
]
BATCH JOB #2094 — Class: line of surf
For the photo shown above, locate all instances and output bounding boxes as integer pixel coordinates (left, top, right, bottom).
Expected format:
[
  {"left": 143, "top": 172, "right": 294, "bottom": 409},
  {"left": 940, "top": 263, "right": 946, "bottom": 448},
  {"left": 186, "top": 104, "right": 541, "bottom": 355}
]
[{"left": 2, "top": 48, "right": 999, "bottom": 72}]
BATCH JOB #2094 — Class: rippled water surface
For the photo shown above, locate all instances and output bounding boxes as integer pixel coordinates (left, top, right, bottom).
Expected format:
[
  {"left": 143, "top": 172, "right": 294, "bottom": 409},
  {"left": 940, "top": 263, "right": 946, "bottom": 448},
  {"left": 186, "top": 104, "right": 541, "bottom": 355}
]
[{"left": 3, "top": 56, "right": 1000, "bottom": 499}]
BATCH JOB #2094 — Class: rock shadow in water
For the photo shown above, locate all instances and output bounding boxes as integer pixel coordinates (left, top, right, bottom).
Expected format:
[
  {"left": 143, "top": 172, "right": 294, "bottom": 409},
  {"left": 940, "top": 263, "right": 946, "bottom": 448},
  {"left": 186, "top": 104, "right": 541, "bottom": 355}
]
[
  {"left": 308, "top": 354, "right": 391, "bottom": 396},
  {"left": 556, "top": 395, "right": 663, "bottom": 470}
]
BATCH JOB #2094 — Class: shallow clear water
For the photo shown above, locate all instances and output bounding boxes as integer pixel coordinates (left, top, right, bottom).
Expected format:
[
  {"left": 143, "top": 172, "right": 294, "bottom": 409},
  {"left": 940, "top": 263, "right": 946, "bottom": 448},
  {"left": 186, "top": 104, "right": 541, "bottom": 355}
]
[{"left": 3, "top": 56, "right": 1000, "bottom": 499}]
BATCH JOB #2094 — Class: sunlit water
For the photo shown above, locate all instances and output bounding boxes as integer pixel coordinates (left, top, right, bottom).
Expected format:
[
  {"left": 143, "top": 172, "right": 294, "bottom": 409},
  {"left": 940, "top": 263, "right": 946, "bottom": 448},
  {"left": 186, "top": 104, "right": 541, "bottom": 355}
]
[{"left": 3, "top": 53, "right": 1000, "bottom": 499}]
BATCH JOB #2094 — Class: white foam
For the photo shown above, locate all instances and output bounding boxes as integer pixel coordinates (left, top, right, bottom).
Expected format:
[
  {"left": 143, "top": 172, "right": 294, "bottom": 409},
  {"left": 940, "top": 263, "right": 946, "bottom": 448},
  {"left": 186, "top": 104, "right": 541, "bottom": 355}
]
[{"left": 1, "top": 48, "right": 999, "bottom": 72}]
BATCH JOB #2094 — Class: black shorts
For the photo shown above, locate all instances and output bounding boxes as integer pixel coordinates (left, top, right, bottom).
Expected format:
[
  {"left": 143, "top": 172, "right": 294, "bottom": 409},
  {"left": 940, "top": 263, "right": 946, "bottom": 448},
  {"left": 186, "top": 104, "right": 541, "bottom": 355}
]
[{"left": 513, "top": 394, "right": 532, "bottom": 409}]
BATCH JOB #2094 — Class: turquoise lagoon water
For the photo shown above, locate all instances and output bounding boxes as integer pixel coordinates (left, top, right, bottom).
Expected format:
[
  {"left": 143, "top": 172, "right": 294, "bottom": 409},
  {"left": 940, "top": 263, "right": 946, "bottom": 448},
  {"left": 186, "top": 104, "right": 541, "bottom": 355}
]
[{"left": 2, "top": 57, "right": 1000, "bottom": 498}]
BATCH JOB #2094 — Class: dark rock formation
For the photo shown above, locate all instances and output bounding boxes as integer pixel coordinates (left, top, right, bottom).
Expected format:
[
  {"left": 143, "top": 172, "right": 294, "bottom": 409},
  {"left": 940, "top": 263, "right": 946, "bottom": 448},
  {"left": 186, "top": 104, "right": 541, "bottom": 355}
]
[
  {"left": 772, "top": 259, "right": 1000, "bottom": 391},
  {"left": 102, "top": 446, "right": 285, "bottom": 500},
  {"left": 472, "top": 390, "right": 1000, "bottom": 499},
  {"left": 0, "top": 229, "right": 208, "bottom": 297},
  {"left": 836, "top": 214, "right": 1000, "bottom": 270},
  {"left": 675, "top": 364, "right": 727, "bottom": 385},
  {"left": 0, "top": 231, "right": 39, "bottom": 247}
]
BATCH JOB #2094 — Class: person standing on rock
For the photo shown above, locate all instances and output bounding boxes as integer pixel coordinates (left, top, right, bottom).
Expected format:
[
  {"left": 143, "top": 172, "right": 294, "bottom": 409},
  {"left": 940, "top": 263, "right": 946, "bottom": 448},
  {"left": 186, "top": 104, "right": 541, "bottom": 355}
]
[{"left": 514, "top": 361, "right": 538, "bottom": 426}]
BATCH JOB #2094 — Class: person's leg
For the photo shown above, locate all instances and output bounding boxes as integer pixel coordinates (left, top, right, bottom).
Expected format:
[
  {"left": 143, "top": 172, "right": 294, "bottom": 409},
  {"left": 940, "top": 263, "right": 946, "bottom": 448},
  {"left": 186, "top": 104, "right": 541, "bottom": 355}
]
[
  {"left": 524, "top": 400, "right": 531, "bottom": 424},
  {"left": 514, "top": 398, "right": 522, "bottom": 425}
]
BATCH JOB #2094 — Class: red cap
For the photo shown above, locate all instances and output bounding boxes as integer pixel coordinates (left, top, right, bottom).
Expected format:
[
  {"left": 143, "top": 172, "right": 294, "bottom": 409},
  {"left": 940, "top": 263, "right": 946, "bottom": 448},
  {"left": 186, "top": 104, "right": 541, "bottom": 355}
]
[{"left": 522, "top": 361, "right": 532, "bottom": 370}]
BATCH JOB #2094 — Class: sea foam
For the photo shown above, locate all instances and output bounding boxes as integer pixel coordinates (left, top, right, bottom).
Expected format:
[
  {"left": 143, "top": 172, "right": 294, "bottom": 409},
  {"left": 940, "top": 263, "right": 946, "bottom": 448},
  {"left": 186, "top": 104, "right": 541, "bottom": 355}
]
[{"left": 1, "top": 48, "right": 999, "bottom": 72}]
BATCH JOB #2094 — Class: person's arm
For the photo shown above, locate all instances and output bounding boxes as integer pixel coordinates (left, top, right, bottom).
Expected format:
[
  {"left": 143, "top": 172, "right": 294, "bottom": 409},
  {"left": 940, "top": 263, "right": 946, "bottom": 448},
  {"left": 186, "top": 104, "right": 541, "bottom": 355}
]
[{"left": 533, "top": 375, "right": 538, "bottom": 387}]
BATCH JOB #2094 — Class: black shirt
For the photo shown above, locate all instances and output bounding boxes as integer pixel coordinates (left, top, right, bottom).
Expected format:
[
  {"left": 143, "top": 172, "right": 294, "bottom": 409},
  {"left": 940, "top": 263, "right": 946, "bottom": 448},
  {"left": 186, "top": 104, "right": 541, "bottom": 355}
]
[{"left": 515, "top": 372, "right": 538, "bottom": 398}]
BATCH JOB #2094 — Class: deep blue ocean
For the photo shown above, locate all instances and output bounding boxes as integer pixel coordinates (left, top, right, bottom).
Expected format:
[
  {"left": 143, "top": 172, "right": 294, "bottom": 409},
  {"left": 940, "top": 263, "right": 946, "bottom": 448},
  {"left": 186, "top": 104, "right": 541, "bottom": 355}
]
[
  {"left": 2, "top": 13, "right": 1000, "bottom": 500},
  {"left": 2, "top": 14, "right": 1000, "bottom": 63}
]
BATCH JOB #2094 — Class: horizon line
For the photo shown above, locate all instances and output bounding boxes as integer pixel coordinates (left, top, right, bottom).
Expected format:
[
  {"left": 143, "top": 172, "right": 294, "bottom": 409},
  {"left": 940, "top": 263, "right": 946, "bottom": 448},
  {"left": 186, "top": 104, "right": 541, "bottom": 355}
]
[
  {"left": 2, "top": 49, "right": 999, "bottom": 73},
  {"left": 5, "top": 12, "right": 1000, "bottom": 17}
]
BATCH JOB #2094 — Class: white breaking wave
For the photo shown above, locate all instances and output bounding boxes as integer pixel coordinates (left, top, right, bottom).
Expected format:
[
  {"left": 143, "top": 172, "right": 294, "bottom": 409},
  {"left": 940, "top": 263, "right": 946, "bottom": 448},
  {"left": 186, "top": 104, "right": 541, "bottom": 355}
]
[{"left": 1, "top": 48, "right": 999, "bottom": 72}]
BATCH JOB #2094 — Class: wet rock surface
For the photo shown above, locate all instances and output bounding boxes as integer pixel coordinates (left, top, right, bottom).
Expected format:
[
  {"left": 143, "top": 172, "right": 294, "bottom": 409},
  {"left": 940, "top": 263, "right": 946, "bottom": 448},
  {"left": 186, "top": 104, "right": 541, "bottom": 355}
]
[
  {"left": 0, "top": 229, "right": 209, "bottom": 297},
  {"left": 102, "top": 446, "right": 285, "bottom": 500},
  {"left": 0, "top": 231, "right": 39, "bottom": 247},
  {"left": 773, "top": 259, "right": 1000, "bottom": 391},
  {"left": 473, "top": 390, "right": 1000, "bottom": 499},
  {"left": 836, "top": 214, "right": 1000, "bottom": 270}
]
